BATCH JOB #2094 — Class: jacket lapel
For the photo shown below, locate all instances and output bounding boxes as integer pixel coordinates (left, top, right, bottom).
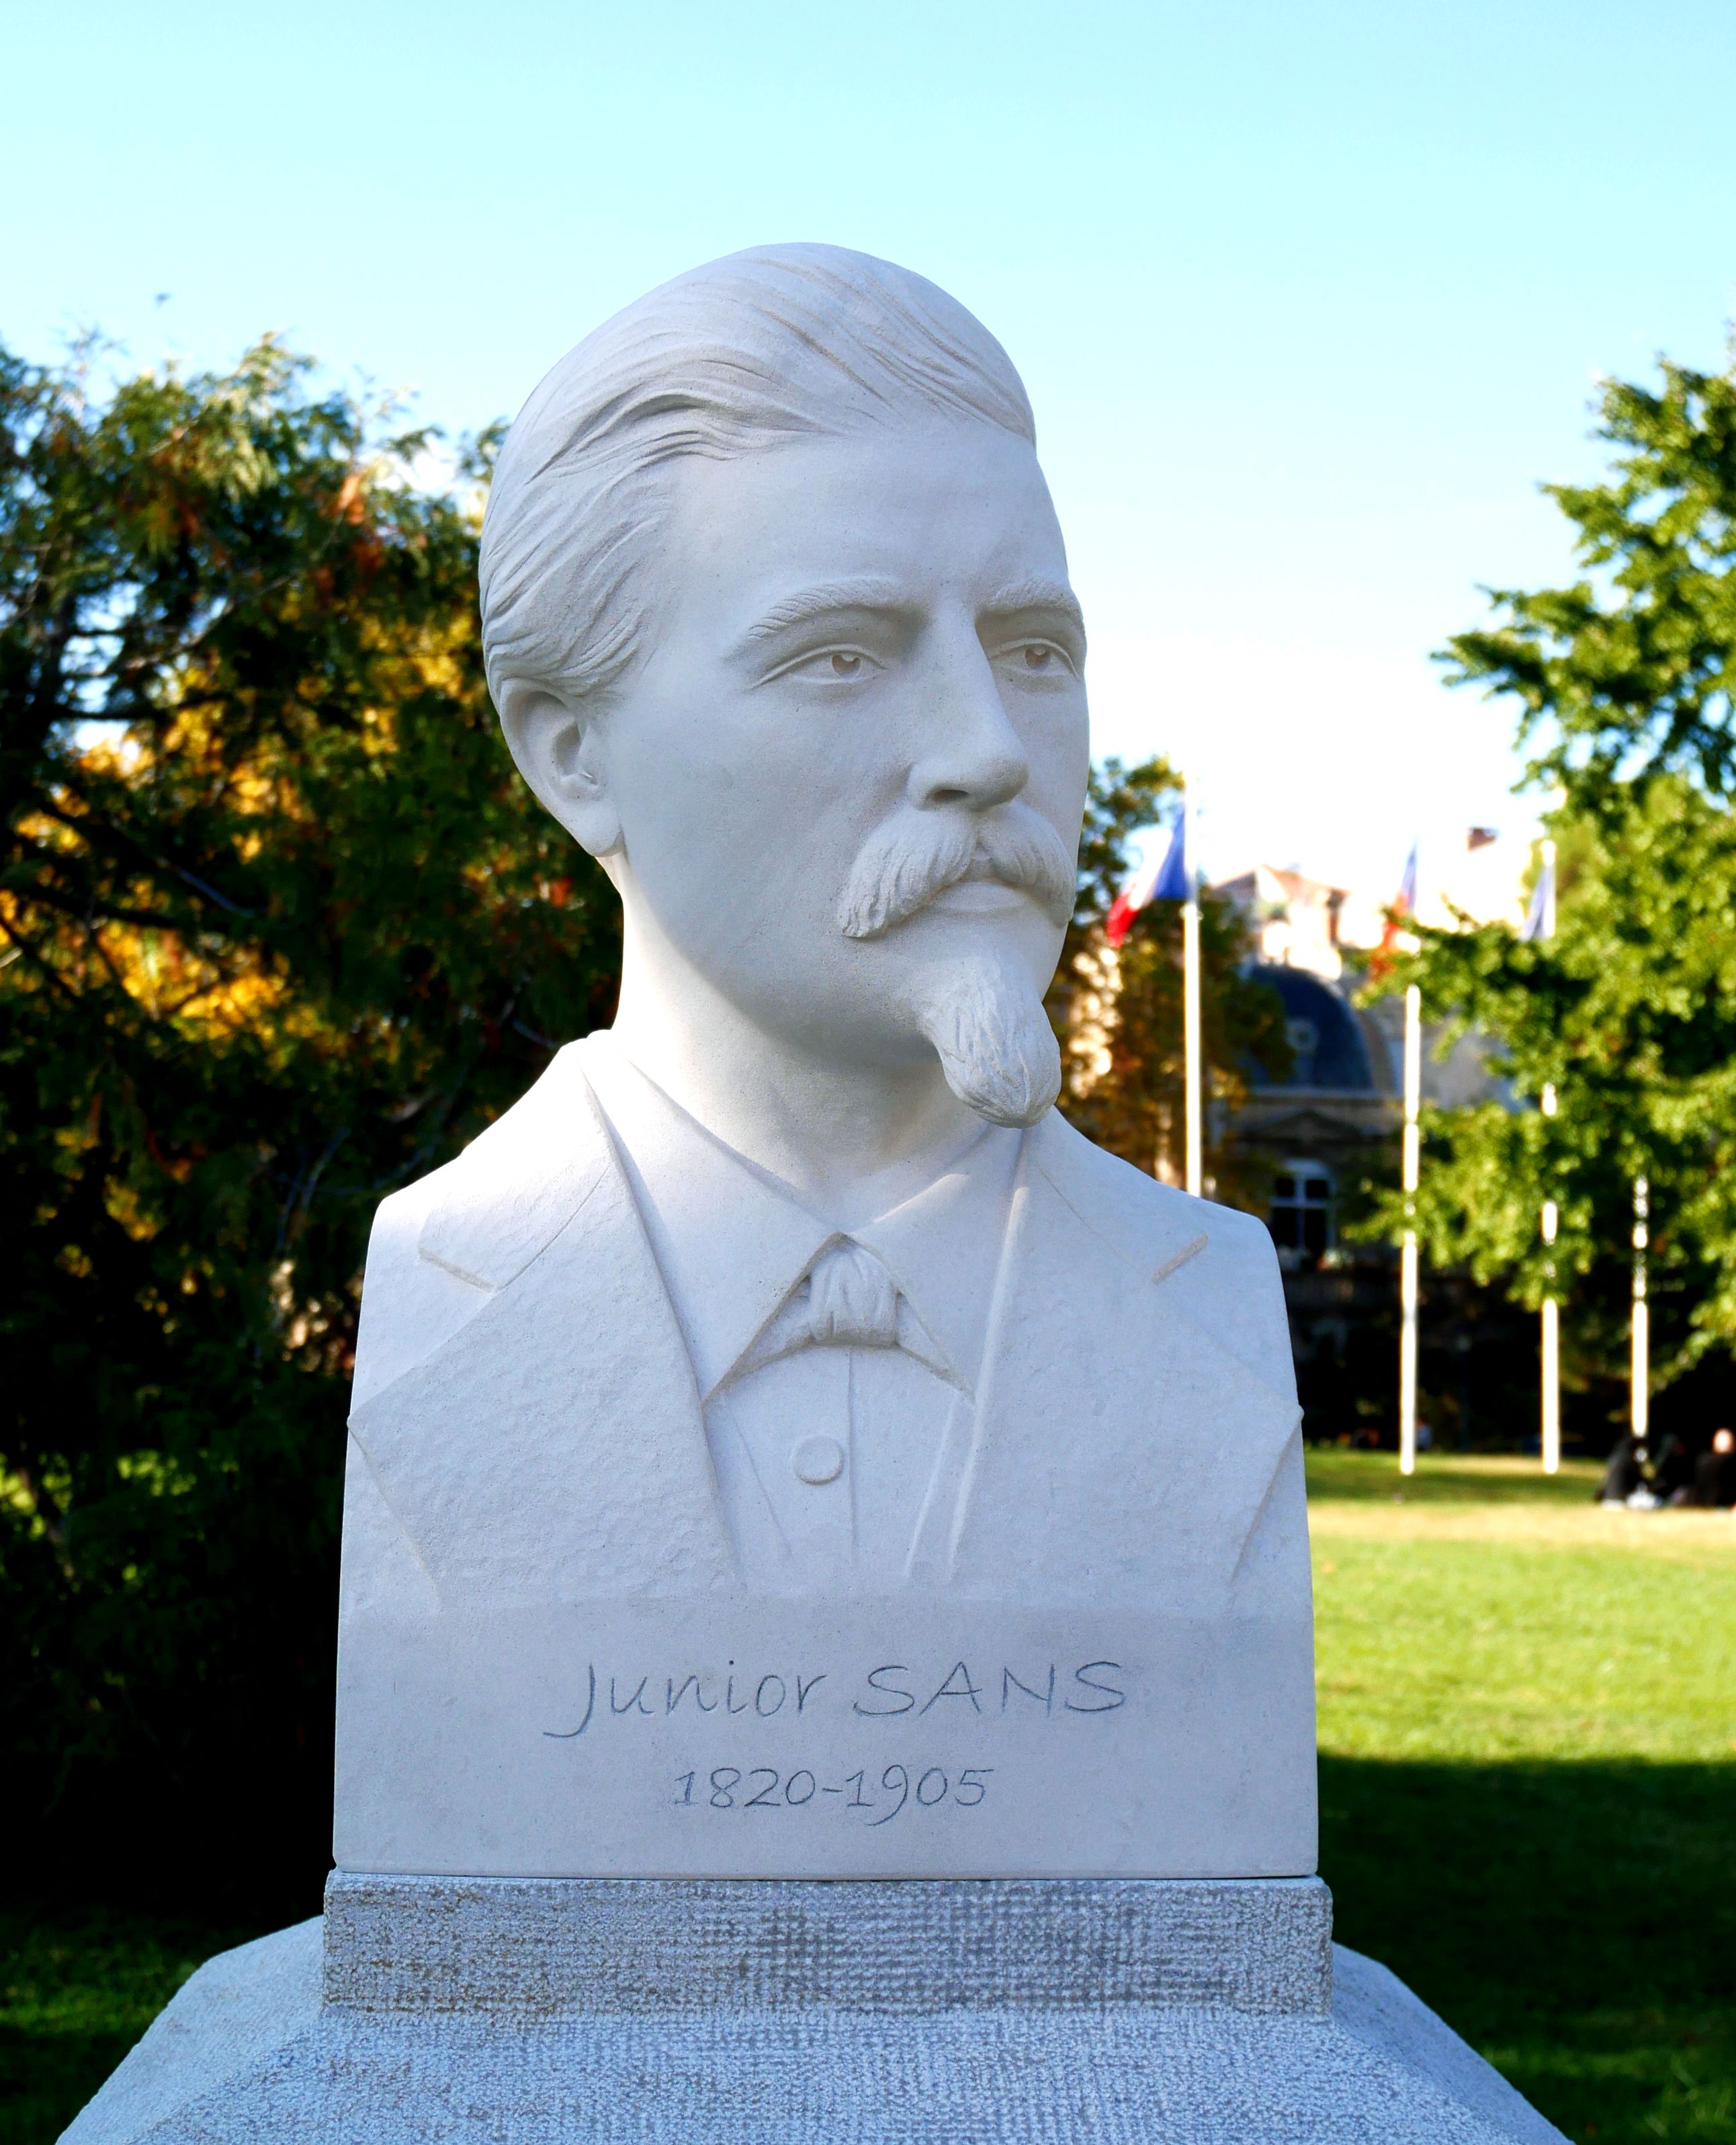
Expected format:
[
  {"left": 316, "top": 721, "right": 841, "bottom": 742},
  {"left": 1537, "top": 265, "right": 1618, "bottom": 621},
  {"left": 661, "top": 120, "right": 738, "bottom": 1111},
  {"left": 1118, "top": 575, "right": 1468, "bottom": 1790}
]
[
  {"left": 349, "top": 1046, "right": 738, "bottom": 1601},
  {"left": 945, "top": 1113, "right": 1300, "bottom": 1607}
]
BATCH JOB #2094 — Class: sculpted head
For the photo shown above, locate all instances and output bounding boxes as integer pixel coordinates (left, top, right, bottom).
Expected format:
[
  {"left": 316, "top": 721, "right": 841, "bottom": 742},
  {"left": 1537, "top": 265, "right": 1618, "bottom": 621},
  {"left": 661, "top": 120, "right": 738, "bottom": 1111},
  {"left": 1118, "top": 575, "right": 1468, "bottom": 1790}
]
[{"left": 480, "top": 244, "right": 1088, "bottom": 1126}]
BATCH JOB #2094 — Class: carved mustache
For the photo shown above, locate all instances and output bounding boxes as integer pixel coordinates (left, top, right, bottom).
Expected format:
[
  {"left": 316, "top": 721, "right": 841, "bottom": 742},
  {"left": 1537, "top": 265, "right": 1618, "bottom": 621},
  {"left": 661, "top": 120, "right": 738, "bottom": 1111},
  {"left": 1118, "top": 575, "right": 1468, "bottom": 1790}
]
[{"left": 837, "top": 804, "right": 1078, "bottom": 941}]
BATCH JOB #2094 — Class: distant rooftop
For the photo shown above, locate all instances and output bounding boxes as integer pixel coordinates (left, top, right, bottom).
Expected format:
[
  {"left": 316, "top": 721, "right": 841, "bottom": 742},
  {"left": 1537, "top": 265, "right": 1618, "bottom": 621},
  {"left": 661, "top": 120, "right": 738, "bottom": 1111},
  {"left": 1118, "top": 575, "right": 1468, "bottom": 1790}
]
[{"left": 1212, "top": 831, "right": 1536, "bottom": 982}]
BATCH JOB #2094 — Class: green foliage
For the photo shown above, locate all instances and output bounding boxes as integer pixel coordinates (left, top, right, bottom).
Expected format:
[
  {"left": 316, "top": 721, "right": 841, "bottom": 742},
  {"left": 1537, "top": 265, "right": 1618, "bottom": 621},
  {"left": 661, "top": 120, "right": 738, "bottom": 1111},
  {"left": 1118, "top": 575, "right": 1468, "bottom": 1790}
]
[
  {"left": 1367, "top": 352, "right": 1736, "bottom": 1397},
  {"left": 0, "top": 1905, "right": 263, "bottom": 2144},
  {"left": 0, "top": 339, "right": 617, "bottom": 1880},
  {"left": 1070, "top": 752, "right": 1180, "bottom": 917},
  {"left": 1049, "top": 755, "right": 1290, "bottom": 1199},
  {"left": 1450, "top": 358, "right": 1736, "bottom": 808}
]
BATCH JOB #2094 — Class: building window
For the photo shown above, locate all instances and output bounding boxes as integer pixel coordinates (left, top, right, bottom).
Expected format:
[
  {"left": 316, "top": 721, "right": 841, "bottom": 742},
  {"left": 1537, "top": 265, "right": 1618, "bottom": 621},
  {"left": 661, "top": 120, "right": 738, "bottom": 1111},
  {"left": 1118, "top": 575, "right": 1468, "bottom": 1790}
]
[{"left": 1270, "top": 1159, "right": 1334, "bottom": 1263}]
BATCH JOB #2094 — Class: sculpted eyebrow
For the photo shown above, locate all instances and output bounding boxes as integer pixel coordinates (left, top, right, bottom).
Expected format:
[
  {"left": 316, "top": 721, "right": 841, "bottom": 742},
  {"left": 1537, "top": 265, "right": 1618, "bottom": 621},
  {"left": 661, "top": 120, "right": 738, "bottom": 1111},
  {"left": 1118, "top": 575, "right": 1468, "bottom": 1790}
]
[
  {"left": 738, "top": 579, "right": 910, "bottom": 646},
  {"left": 981, "top": 578, "right": 1087, "bottom": 638}
]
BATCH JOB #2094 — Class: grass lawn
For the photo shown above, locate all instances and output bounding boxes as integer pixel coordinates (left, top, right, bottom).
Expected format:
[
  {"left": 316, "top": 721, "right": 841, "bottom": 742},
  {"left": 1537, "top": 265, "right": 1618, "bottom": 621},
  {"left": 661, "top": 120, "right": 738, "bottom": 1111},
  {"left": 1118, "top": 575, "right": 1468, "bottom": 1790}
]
[
  {"left": 3, "top": 1452, "right": 1732, "bottom": 2143},
  {"left": 1312, "top": 1449, "right": 1736, "bottom": 2143},
  {"left": 0, "top": 1911, "right": 273, "bottom": 2145}
]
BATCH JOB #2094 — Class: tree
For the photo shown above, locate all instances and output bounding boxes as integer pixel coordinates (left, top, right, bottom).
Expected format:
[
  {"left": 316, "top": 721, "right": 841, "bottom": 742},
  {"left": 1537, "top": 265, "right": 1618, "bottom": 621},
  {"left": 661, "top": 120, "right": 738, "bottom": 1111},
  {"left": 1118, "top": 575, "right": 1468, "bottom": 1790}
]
[
  {"left": 0, "top": 339, "right": 619, "bottom": 1897},
  {"left": 1366, "top": 354, "right": 1736, "bottom": 1414},
  {"left": 1049, "top": 756, "right": 1290, "bottom": 1201}
]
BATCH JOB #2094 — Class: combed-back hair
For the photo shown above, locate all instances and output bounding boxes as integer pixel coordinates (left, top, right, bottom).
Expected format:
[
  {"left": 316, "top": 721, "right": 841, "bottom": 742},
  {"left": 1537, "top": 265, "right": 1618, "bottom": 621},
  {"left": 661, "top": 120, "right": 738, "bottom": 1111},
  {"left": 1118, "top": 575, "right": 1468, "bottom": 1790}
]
[{"left": 479, "top": 243, "right": 1037, "bottom": 715}]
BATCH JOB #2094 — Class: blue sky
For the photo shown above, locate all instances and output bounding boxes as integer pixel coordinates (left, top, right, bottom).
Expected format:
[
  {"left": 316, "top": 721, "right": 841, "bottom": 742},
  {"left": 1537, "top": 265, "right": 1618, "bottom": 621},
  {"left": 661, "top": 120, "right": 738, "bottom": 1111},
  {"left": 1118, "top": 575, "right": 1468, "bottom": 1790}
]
[{"left": 8, "top": 1, "right": 1735, "bottom": 897}]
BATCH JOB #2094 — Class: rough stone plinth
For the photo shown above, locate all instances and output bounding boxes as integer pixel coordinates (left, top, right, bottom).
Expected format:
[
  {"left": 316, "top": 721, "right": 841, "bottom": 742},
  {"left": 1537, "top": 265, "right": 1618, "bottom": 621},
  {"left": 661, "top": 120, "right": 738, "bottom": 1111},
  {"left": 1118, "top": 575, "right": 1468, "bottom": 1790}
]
[
  {"left": 321, "top": 1874, "right": 1335, "bottom": 2017},
  {"left": 62, "top": 1876, "right": 1566, "bottom": 2144}
]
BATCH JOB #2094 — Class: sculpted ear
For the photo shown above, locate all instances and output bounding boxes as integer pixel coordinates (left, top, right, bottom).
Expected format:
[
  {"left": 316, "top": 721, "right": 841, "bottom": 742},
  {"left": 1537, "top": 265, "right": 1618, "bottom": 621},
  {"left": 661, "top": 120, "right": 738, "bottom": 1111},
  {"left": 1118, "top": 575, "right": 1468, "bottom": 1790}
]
[{"left": 495, "top": 679, "right": 623, "bottom": 859}]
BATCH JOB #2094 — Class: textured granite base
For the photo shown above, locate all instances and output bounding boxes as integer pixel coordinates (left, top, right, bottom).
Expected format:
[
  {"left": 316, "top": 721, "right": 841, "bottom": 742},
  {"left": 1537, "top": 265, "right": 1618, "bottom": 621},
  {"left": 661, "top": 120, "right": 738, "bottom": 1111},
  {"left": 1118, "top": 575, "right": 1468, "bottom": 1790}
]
[{"left": 61, "top": 1876, "right": 1565, "bottom": 2143}]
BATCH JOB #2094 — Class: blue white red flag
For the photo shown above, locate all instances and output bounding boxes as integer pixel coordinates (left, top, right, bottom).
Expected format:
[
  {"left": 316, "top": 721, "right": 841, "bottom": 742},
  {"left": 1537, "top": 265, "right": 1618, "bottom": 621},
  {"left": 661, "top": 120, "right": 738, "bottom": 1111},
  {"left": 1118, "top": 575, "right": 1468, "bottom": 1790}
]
[
  {"left": 1105, "top": 810, "right": 1188, "bottom": 948},
  {"left": 1378, "top": 841, "right": 1419, "bottom": 958},
  {"left": 1394, "top": 841, "right": 1418, "bottom": 920}
]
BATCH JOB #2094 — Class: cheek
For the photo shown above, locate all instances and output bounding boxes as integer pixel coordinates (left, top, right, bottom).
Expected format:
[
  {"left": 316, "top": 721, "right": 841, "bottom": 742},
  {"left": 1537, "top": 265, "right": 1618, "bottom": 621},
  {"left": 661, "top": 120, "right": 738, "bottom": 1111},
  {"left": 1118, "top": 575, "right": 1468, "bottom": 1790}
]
[
  {"left": 660, "top": 693, "right": 885, "bottom": 857},
  {"left": 1013, "top": 691, "right": 1090, "bottom": 817},
  {"left": 609, "top": 702, "right": 864, "bottom": 941}
]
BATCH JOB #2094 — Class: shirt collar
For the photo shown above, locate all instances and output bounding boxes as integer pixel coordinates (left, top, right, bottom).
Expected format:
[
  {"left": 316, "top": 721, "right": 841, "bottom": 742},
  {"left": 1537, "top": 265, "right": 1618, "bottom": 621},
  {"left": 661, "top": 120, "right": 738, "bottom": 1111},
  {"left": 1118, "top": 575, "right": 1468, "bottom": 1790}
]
[
  {"left": 847, "top": 1132, "right": 1021, "bottom": 1396},
  {"left": 576, "top": 1032, "right": 1018, "bottom": 1402}
]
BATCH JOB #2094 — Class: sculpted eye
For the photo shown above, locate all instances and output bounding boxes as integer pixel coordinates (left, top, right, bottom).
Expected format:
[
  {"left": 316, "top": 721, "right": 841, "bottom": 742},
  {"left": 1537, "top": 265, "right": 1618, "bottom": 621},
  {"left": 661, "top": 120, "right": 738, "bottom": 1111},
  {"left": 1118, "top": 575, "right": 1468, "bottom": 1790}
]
[
  {"left": 775, "top": 644, "right": 877, "bottom": 685},
  {"left": 1000, "top": 638, "right": 1074, "bottom": 677}
]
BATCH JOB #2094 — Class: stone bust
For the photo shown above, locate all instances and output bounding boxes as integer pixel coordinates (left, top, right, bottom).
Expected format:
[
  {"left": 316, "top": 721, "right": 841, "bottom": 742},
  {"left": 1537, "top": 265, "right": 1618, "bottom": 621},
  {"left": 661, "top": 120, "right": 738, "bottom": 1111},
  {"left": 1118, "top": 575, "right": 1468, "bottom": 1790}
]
[{"left": 335, "top": 245, "right": 1314, "bottom": 1882}]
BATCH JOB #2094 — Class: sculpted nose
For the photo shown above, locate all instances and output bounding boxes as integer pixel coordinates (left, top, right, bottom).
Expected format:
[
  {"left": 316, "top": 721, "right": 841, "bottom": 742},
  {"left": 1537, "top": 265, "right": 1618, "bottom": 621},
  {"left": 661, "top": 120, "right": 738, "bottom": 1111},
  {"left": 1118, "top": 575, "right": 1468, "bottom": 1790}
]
[{"left": 907, "top": 655, "right": 1031, "bottom": 814}]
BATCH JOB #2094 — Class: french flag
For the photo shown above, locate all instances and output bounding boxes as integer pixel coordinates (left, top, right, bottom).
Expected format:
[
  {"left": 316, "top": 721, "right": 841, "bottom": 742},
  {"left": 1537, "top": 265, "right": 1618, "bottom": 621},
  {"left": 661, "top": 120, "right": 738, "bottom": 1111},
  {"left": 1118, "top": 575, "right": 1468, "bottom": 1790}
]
[
  {"left": 1104, "top": 810, "right": 1189, "bottom": 948},
  {"left": 1379, "top": 841, "right": 1419, "bottom": 956}
]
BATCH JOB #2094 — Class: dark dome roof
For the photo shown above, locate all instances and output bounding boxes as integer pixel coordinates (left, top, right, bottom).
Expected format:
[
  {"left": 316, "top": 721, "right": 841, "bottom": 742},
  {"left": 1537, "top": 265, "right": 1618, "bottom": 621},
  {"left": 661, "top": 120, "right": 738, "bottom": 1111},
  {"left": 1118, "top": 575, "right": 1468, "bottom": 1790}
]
[{"left": 1249, "top": 966, "right": 1377, "bottom": 1093}]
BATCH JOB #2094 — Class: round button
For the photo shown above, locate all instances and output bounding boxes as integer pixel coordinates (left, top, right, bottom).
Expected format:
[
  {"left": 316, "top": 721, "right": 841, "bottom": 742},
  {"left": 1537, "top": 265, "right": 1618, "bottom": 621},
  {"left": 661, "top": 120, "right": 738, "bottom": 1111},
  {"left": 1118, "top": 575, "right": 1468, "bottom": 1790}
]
[{"left": 792, "top": 1435, "right": 845, "bottom": 1486}]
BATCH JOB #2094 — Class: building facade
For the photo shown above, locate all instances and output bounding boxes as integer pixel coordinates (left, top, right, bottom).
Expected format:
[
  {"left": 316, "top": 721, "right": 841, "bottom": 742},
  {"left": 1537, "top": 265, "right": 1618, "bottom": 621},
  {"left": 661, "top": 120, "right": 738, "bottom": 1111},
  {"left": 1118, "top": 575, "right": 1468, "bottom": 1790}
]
[{"left": 1211, "top": 860, "right": 1514, "bottom": 1442}]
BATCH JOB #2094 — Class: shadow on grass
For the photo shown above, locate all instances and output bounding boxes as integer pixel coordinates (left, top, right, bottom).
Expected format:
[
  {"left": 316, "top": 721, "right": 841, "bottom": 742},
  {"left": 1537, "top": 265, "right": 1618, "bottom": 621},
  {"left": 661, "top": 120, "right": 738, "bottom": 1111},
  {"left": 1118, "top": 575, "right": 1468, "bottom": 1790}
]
[
  {"left": 1306, "top": 1449, "right": 1605, "bottom": 1505},
  {"left": 1322, "top": 1755, "right": 1736, "bottom": 2144},
  {"left": 0, "top": 1906, "right": 279, "bottom": 2145}
]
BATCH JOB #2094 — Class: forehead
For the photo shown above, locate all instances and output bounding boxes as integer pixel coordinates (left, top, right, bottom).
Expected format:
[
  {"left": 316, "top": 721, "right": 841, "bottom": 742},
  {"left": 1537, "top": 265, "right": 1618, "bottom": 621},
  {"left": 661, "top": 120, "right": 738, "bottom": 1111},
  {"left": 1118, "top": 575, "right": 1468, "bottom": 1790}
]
[{"left": 656, "top": 423, "right": 1070, "bottom": 618}]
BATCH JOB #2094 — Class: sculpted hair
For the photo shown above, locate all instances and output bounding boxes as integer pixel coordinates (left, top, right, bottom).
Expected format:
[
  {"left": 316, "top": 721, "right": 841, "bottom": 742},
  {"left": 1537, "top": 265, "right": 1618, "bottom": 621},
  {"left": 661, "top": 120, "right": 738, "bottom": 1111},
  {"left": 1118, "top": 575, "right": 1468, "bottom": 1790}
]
[{"left": 478, "top": 243, "right": 1037, "bottom": 714}]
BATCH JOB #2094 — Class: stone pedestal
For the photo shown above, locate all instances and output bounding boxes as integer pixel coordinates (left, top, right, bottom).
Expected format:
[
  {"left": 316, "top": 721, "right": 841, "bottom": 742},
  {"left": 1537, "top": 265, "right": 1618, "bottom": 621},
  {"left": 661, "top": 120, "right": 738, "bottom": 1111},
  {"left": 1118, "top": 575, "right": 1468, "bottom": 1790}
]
[{"left": 63, "top": 1875, "right": 1563, "bottom": 2143}]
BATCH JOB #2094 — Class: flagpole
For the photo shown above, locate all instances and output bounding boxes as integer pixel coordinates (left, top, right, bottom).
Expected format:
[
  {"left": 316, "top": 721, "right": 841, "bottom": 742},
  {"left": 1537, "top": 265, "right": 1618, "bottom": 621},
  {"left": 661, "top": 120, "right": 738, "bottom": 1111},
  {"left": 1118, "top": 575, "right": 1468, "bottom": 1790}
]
[
  {"left": 1399, "top": 980, "right": 1421, "bottom": 1476},
  {"left": 1182, "top": 782, "right": 1203, "bottom": 1197},
  {"left": 1536, "top": 837, "right": 1560, "bottom": 1474},
  {"left": 1102, "top": 789, "right": 1199, "bottom": 1189},
  {"left": 1540, "top": 1169, "right": 1560, "bottom": 1475},
  {"left": 1631, "top": 1176, "right": 1649, "bottom": 1456}
]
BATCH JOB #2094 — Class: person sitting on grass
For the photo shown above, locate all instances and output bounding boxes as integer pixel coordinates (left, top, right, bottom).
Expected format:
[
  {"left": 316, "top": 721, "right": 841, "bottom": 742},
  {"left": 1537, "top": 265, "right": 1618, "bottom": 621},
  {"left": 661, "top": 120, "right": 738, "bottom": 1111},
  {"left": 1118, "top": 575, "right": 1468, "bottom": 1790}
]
[
  {"left": 1686, "top": 1426, "right": 1736, "bottom": 1509},
  {"left": 1649, "top": 1431, "right": 1695, "bottom": 1505},
  {"left": 1595, "top": 1432, "right": 1648, "bottom": 1505}
]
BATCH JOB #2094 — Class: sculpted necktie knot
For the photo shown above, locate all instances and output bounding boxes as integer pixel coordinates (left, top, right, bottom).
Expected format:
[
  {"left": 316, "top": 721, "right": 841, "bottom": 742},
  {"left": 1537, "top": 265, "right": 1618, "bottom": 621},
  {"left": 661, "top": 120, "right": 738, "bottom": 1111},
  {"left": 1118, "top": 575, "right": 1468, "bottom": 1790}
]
[
  {"left": 726, "top": 1233, "right": 957, "bottom": 1390},
  {"left": 800, "top": 1239, "right": 900, "bottom": 1348}
]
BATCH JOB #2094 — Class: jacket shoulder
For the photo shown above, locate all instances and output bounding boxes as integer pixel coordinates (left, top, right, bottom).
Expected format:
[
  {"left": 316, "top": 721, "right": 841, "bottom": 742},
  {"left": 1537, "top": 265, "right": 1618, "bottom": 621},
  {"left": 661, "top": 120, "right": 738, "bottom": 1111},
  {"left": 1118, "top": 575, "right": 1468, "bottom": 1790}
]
[
  {"left": 1032, "top": 1107, "right": 1272, "bottom": 1269},
  {"left": 351, "top": 1163, "right": 488, "bottom": 1415},
  {"left": 1032, "top": 1111, "right": 1294, "bottom": 1402},
  {"left": 350, "top": 1040, "right": 607, "bottom": 1413},
  {"left": 413, "top": 1042, "right": 611, "bottom": 1292}
]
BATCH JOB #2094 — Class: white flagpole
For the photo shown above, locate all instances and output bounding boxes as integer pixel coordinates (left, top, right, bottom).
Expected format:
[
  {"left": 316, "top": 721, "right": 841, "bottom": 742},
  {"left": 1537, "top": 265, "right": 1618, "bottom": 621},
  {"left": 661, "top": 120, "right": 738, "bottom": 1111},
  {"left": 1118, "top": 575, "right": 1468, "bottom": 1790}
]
[
  {"left": 1399, "top": 981, "right": 1421, "bottom": 1476},
  {"left": 1631, "top": 1177, "right": 1650, "bottom": 1454},
  {"left": 1537, "top": 837, "right": 1561, "bottom": 1474},
  {"left": 1540, "top": 1176, "right": 1560, "bottom": 1474},
  {"left": 1182, "top": 783, "right": 1203, "bottom": 1197}
]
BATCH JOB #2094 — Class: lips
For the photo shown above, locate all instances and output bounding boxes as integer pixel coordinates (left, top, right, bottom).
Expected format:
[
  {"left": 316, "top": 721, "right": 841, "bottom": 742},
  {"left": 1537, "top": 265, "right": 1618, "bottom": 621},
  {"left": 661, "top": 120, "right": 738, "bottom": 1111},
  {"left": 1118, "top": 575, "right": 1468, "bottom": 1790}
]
[{"left": 924, "top": 878, "right": 1033, "bottom": 914}]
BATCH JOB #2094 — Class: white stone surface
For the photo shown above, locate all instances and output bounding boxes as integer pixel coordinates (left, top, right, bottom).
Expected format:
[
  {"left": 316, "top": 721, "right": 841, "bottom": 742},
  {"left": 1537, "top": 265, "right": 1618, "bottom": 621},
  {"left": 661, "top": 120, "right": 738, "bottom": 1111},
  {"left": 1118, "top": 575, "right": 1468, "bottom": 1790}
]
[
  {"left": 61, "top": 1878, "right": 1567, "bottom": 2144},
  {"left": 336, "top": 243, "right": 1313, "bottom": 1880}
]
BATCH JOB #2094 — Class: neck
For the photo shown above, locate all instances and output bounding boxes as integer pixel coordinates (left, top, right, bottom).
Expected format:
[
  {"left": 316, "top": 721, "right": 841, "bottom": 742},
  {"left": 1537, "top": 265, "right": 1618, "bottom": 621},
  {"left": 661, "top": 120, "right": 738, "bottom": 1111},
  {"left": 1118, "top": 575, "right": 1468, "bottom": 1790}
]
[{"left": 606, "top": 931, "right": 984, "bottom": 1216}]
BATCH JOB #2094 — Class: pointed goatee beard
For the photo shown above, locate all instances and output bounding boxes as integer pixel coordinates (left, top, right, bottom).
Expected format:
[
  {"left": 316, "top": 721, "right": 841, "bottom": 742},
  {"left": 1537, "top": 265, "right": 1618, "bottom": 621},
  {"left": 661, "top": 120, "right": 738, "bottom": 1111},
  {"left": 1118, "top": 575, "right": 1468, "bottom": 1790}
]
[{"left": 914, "top": 954, "right": 1061, "bottom": 1129}]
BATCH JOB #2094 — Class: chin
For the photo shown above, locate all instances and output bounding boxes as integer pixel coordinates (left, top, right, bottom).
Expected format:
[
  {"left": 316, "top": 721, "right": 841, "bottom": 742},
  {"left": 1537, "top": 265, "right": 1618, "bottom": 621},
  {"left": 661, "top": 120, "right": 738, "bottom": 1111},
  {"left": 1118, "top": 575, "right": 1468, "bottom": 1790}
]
[{"left": 886, "top": 907, "right": 1062, "bottom": 991}]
